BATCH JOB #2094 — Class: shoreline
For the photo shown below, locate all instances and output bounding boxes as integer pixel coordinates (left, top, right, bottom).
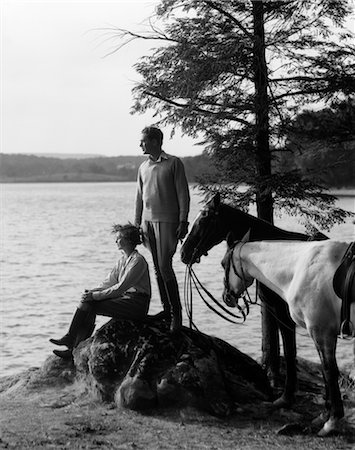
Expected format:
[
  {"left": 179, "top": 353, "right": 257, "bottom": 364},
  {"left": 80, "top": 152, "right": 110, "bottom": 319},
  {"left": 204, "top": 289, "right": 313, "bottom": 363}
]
[{"left": 1, "top": 179, "right": 354, "bottom": 195}]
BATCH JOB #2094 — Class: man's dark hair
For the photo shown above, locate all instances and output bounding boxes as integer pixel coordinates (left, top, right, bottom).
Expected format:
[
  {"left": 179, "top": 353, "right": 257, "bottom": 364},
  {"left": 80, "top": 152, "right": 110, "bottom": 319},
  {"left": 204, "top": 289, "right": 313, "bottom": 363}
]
[
  {"left": 111, "top": 223, "right": 141, "bottom": 246},
  {"left": 142, "top": 126, "right": 163, "bottom": 146}
]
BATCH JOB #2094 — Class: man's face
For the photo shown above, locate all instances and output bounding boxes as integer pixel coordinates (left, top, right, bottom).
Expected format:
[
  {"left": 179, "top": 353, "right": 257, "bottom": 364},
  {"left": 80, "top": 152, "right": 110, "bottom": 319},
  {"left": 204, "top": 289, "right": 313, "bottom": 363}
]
[{"left": 140, "top": 134, "right": 158, "bottom": 155}]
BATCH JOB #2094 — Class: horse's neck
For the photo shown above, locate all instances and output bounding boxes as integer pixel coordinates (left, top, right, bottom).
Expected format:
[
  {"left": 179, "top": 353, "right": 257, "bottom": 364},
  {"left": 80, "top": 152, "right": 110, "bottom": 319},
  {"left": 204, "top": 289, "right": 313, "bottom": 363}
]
[
  {"left": 221, "top": 205, "right": 309, "bottom": 240},
  {"left": 240, "top": 242, "right": 299, "bottom": 300}
]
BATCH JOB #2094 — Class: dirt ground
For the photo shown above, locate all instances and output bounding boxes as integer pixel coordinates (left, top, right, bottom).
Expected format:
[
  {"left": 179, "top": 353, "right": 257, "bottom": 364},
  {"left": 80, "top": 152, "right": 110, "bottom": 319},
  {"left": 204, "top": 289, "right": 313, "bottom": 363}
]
[{"left": 0, "top": 366, "right": 354, "bottom": 450}]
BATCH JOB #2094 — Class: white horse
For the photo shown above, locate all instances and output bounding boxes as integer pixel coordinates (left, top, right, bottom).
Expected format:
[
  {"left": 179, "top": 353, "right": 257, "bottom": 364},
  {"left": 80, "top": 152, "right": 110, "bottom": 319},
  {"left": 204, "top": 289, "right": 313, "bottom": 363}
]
[{"left": 221, "top": 234, "right": 354, "bottom": 437}]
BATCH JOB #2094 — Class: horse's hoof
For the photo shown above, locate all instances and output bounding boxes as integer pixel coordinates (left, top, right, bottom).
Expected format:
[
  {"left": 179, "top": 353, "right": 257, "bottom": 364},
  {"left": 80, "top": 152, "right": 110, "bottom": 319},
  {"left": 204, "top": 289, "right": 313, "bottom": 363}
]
[
  {"left": 317, "top": 417, "right": 339, "bottom": 437},
  {"left": 311, "top": 411, "right": 329, "bottom": 428},
  {"left": 273, "top": 395, "right": 293, "bottom": 409}
]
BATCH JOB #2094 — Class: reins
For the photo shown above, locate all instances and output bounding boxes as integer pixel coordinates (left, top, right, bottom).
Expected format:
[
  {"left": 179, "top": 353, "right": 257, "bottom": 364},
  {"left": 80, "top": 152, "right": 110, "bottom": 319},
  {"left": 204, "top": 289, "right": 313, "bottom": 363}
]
[
  {"left": 184, "top": 240, "right": 260, "bottom": 328},
  {"left": 190, "top": 212, "right": 219, "bottom": 263},
  {"left": 226, "top": 241, "right": 311, "bottom": 336},
  {"left": 183, "top": 239, "right": 302, "bottom": 335},
  {"left": 184, "top": 261, "right": 312, "bottom": 337},
  {"left": 184, "top": 265, "right": 250, "bottom": 329},
  {"left": 183, "top": 211, "right": 253, "bottom": 328},
  {"left": 227, "top": 241, "right": 257, "bottom": 307}
]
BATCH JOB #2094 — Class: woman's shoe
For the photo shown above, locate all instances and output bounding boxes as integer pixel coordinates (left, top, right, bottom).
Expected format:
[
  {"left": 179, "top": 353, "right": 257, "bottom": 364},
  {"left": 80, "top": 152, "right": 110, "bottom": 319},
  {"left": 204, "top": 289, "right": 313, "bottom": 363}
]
[
  {"left": 49, "top": 334, "right": 72, "bottom": 347},
  {"left": 53, "top": 349, "right": 73, "bottom": 360},
  {"left": 49, "top": 308, "right": 90, "bottom": 348}
]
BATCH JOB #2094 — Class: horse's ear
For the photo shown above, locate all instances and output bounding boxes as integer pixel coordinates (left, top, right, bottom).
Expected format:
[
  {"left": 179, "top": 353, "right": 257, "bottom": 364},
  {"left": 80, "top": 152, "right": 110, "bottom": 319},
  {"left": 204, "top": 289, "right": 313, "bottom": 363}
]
[
  {"left": 226, "top": 231, "right": 235, "bottom": 248},
  {"left": 241, "top": 229, "right": 250, "bottom": 243}
]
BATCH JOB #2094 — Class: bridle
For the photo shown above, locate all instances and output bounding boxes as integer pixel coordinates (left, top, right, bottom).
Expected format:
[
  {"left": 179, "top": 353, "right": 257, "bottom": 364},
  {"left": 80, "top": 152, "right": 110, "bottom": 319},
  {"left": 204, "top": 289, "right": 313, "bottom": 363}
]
[
  {"left": 185, "top": 226, "right": 309, "bottom": 336},
  {"left": 223, "top": 241, "right": 255, "bottom": 307},
  {"left": 184, "top": 229, "right": 256, "bottom": 329},
  {"left": 190, "top": 209, "right": 220, "bottom": 264}
]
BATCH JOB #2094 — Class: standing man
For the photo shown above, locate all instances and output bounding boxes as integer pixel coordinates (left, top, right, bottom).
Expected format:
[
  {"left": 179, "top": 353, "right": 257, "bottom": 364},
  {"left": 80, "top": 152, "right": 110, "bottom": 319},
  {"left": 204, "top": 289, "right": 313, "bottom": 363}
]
[{"left": 134, "top": 126, "right": 190, "bottom": 332}]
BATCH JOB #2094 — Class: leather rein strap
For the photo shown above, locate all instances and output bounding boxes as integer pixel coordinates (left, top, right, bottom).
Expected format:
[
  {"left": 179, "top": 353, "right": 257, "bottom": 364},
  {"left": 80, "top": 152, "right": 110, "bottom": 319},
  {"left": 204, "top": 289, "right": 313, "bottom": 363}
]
[
  {"left": 184, "top": 241, "right": 257, "bottom": 328},
  {"left": 225, "top": 242, "right": 256, "bottom": 307}
]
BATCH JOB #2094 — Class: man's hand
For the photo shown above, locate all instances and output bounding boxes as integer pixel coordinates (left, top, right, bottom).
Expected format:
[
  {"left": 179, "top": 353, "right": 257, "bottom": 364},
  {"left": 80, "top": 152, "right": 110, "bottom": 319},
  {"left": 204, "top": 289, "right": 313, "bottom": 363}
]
[
  {"left": 138, "top": 226, "right": 145, "bottom": 244},
  {"left": 177, "top": 221, "right": 189, "bottom": 241}
]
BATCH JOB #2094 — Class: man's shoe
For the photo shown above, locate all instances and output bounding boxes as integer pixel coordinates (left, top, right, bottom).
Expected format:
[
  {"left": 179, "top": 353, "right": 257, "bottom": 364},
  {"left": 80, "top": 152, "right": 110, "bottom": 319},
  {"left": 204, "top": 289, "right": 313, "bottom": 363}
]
[
  {"left": 146, "top": 310, "right": 170, "bottom": 321},
  {"left": 49, "top": 334, "right": 72, "bottom": 347},
  {"left": 164, "top": 278, "right": 183, "bottom": 333},
  {"left": 53, "top": 349, "right": 73, "bottom": 360}
]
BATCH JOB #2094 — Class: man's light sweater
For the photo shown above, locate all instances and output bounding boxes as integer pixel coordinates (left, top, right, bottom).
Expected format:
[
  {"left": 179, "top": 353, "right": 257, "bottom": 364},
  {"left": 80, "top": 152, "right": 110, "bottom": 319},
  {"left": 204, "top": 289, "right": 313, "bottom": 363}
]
[{"left": 134, "top": 152, "right": 190, "bottom": 225}]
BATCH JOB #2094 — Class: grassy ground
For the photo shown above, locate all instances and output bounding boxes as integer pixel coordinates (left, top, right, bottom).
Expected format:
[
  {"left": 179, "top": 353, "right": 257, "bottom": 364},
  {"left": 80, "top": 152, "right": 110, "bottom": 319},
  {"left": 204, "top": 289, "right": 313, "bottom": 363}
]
[{"left": 0, "top": 367, "right": 354, "bottom": 450}]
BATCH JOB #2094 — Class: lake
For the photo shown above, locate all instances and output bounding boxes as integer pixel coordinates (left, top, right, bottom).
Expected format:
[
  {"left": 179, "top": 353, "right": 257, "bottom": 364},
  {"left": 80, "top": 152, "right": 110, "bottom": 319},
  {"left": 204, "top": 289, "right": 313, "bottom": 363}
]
[{"left": 1, "top": 182, "right": 354, "bottom": 377}]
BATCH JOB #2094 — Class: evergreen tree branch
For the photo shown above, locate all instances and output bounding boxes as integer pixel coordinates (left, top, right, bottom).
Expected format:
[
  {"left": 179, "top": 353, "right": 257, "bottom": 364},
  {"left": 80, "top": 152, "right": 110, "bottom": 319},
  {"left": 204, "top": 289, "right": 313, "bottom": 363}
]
[
  {"left": 202, "top": 0, "right": 254, "bottom": 39},
  {"left": 142, "top": 90, "right": 251, "bottom": 126}
]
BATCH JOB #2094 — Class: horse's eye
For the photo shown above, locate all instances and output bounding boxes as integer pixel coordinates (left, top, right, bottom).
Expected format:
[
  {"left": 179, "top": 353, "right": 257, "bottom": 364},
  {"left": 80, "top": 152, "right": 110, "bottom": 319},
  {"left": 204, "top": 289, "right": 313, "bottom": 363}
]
[{"left": 201, "top": 210, "right": 211, "bottom": 219}]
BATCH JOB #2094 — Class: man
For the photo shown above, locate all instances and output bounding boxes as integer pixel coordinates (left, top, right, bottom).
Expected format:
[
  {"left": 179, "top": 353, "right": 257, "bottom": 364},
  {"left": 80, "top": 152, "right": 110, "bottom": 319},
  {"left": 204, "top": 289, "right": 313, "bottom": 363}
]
[{"left": 134, "top": 126, "right": 190, "bottom": 332}]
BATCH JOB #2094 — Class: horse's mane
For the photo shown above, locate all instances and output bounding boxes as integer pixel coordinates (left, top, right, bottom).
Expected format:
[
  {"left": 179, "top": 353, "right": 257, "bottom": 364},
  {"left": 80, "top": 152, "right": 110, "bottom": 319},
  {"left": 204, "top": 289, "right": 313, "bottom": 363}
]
[{"left": 219, "top": 203, "right": 328, "bottom": 241}]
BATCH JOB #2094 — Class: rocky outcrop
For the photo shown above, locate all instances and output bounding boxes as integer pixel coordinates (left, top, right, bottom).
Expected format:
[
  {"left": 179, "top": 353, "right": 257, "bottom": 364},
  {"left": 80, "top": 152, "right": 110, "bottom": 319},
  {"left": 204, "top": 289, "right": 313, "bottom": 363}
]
[
  {"left": 63, "top": 318, "right": 272, "bottom": 416},
  {"left": 2, "top": 319, "right": 354, "bottom": 440}
]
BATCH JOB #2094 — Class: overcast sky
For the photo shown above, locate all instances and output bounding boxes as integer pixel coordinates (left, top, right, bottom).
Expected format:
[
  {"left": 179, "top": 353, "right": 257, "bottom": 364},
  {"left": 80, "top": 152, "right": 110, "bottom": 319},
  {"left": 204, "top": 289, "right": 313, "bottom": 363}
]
[{"left": 1, "top": 0, "right": 202, "bottom": 157}]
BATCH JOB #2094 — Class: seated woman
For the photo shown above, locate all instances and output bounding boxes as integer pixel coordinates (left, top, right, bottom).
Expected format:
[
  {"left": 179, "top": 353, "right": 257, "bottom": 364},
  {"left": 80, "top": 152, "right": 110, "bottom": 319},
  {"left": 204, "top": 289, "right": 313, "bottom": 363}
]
[{"left": 50, "top": 223, "right": 151, "bottom": 359}]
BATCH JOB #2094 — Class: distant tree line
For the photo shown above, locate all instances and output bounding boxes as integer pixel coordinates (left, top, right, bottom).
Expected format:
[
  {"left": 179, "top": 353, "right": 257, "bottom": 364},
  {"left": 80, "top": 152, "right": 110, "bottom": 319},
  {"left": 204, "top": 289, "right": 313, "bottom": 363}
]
[
  {"left": 0, "top": 153, "right": 215, "bottom": 183},
  {"left": 0, "top": 145, "right": 353, "bottom": 187}
]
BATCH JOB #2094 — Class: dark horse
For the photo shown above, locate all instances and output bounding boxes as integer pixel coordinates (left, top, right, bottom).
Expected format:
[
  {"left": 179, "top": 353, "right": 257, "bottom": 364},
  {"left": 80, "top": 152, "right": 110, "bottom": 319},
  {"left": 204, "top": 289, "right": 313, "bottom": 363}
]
[{"left": 181, "top": 192, "right": 328, "bottom": 407}]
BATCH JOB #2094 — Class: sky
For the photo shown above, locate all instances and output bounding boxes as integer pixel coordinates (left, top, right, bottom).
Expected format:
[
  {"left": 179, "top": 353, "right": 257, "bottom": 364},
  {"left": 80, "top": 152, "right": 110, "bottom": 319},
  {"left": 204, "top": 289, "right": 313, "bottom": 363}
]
[
  {"left": 2, "top": 1, "right": 354, "bottom": 159},
  {"left": 1, "top": 0, "right": 202, "bottom": 157}
]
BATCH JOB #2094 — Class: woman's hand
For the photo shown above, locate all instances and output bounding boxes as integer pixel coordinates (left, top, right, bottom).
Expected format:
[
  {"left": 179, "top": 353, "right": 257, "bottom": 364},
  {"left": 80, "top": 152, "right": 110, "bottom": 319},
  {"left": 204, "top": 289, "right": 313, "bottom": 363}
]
[{"left": 81, "top": 290, "right": 94, "bottom": 302}]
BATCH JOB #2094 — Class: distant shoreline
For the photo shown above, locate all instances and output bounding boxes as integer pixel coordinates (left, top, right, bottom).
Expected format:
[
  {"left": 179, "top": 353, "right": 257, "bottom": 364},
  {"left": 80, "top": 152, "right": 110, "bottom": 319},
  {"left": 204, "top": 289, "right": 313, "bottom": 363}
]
[
  {"left": 1, "top": 178, "right": 355, "bottom": 196},
  {"left": 0, "top": 176, "right": 134, "bottom": 183}
]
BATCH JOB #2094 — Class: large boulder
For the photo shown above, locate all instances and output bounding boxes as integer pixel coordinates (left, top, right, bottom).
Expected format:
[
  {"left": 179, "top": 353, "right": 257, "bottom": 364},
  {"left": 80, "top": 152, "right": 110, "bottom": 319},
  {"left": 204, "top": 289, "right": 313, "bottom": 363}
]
[{"left": 70, "top": 318, "right": 272, "bottom": 416}]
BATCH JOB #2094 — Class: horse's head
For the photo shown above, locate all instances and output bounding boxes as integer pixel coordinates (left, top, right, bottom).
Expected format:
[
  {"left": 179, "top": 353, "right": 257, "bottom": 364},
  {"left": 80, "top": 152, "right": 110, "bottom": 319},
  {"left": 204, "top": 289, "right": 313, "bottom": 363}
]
[
  {"left": 221, "top": 231, "right": 254, "bottom": 307},
  {"left": 181, "top": 193, "right": 224, "bottom": 265}
]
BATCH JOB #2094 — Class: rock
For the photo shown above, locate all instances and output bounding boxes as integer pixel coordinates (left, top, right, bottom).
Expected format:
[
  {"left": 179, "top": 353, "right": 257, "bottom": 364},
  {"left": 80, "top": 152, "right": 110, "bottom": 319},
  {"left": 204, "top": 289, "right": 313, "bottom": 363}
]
[
  {"left": 70, "top": 317, "right": 272, "bottom": 416},
  {"left": 116, "top": 375, "right": 157, "bottom": 410}
]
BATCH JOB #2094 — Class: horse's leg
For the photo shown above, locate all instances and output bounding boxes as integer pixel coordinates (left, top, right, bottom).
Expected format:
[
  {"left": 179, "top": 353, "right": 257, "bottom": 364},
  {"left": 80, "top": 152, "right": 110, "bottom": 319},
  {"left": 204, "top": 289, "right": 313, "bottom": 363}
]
[
  {"left": 259, "top": 285, "right": 280, "bottom": 388},
  {"left": 309, "top": 327, "right": 344, "bottom": 436},
  {"left": 273, "top": 303, "right": 297, "bottom": 408}
]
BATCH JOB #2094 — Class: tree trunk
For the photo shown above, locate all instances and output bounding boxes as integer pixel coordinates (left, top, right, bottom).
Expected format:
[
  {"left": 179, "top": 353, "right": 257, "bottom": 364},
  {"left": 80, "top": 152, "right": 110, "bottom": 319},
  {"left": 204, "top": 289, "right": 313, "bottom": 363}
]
[{"left": 252, "top": 1, "right": 280, "bottom": 382}]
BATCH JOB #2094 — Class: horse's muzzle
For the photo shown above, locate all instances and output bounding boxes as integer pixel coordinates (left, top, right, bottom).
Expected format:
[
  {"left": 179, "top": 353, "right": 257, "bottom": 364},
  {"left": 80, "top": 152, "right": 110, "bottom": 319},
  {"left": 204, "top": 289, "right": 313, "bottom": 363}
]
[
  {"left": 223, "top": 291, "right": 238, "bottom": 308},
  {"left": 181, "top": 248, "right": 201, "bottom": 265}
]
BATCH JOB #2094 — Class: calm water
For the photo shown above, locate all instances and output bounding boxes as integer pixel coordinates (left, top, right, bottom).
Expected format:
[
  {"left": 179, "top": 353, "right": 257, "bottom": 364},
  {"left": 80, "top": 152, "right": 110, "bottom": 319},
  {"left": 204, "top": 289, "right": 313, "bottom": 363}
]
[{"left": 1, "top": 182, "right": 354, "bottom": 377}]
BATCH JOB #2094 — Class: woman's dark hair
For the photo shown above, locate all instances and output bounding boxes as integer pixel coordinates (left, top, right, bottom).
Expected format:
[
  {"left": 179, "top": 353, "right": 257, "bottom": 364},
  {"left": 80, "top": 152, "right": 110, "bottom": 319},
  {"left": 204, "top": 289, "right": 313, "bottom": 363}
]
[
  {"left": 111, "top": 223, "right": 141, "bottom": 246},
  {"left": 141, "top": 126, "right": 163, "bottom": 146}
]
